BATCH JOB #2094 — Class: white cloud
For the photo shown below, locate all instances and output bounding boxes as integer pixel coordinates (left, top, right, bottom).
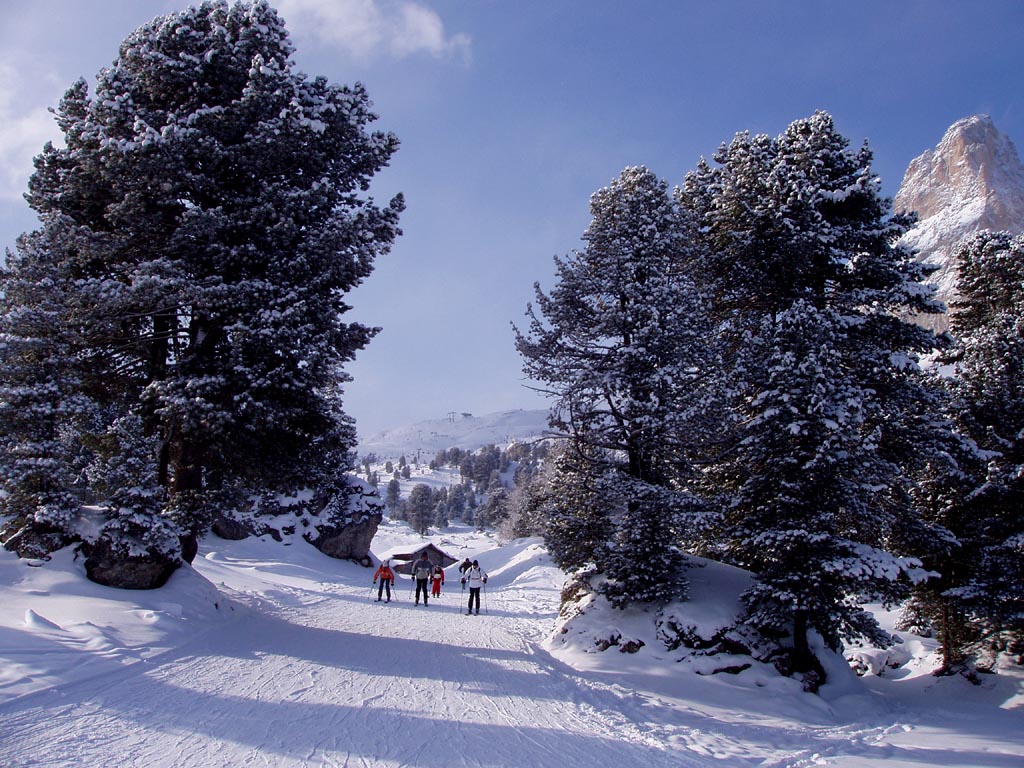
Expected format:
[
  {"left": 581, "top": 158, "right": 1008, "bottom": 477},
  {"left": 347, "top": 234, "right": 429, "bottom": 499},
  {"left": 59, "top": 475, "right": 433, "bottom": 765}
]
[
  {"left": 0, "top": 59, "right": 64, "bottom": 204},
  {"left": 0, "top": 0, "right": 470, "bottom": 205},
  {"left": 275, "top": 0, "right": 471, "bottom": 62}
]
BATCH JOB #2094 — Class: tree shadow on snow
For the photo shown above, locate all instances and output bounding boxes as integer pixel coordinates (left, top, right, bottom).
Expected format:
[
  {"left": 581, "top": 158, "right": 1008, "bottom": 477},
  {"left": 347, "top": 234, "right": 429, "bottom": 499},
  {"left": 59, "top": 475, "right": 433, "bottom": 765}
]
[{"left": 1, "top": 616, "right": 699, "bottom": 768}]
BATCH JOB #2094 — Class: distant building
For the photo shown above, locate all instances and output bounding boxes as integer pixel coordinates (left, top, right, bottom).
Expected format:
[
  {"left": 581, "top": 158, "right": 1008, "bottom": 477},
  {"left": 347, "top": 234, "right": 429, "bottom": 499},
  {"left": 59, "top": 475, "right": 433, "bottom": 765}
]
[{"left": 389, "top": 543, "right": 458, "bottom": 575}]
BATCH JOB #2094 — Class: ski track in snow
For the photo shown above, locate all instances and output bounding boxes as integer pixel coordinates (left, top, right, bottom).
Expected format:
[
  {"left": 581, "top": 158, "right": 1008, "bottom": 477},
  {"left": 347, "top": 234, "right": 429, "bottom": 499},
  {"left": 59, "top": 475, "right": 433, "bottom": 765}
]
[
  {"left": 2, "top": 532, "right": 1022, "bottom": 768},
  {"left": 0, "top": 554, "right": 696, "bottom": 767}
]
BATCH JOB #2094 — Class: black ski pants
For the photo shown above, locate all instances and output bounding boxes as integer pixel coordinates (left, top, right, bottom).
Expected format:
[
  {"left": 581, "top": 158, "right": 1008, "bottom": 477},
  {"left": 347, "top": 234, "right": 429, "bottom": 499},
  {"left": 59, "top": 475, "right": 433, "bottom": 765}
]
[
  {"left": 467, "top": 586, "right": 481, "bottom": 613},
  {"left": 415, "top": 578, "right": 429, "bottom": 604},
  {"left": 377, "top": 579, "right": 392, "bottom": 600}
]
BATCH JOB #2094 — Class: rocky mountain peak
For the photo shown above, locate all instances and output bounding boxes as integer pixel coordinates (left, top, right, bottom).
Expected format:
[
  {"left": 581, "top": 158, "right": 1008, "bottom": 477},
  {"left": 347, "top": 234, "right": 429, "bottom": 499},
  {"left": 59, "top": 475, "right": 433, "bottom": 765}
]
[{"left": 895, "top": 115, "right": 1024, "bottom": 329}]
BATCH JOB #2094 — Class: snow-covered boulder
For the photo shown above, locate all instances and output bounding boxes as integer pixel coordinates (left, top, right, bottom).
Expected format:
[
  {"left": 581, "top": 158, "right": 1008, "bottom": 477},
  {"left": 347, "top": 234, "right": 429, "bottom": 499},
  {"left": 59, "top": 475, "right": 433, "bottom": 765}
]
[
  {"left": 209, "top": 476, "right": 385, "bottom": 566},
  {"left": 83, "top": 536, "right": 178, "bottom": 590},
  {"left": 306, "top": 511, "right": 380, "bottom": 565},
  {"left": 306, "top": 477, "right": 384, "bottom": 566},
  {"left": 0, "top": 517, "right": 75, "bottom": 560}
]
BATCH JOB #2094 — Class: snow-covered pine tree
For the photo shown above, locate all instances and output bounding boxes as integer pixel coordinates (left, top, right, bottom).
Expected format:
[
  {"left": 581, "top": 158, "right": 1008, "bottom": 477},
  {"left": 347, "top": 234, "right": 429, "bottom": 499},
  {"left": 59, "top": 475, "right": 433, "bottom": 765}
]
[
  {"left": 935, "top": 232, "right": 1024, "bottom": 666},
  {"left": 448, "top": 484, "right": 467, "bottom": 521},
  {"left": 538, "top": 447, "right": 613, "bottom": 574},
  {"left": 0, "top": 228, "right": 93, "bottom": 556},
  {"left": 83, "top": 414, "right": 181, "bottom": 578},
  {"left": 433, "top": 499, "right": 449, "bottom": 530},
  {"left": 471, "top": 446, "right": 501, "bottom": 491},
  {"left": 879, "top": 350, "right": 975, "bottom": 672},
  {"left": 385, "top": 478, "right": 402, "bottom": 511},
  {"left": 0, "top": 1, "right": 402, "bottom": 574},
  {"left": 477, "top": 483, "right": 509, "bottom": 531},
  {"left": 515, "top": 166, "right": 715, "bottom": 606},
  {"left": 723, "top": 302, "right": 931, "bottom": 672},
  {"left": 499, "top": 464, "right": 553, "bottom": 539},
  {"left": 407, "top": 484, "right": 434, "bottom": 536},
  {"left": 679, "top": 113, "right": 945, "bottom": 680}
]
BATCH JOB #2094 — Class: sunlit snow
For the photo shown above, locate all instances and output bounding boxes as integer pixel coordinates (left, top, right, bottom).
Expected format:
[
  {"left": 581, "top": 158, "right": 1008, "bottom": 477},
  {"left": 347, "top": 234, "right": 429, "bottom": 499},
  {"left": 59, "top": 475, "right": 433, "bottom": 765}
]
[{"left": 1, "top": 494, "right": 1021, "bottom": 766}]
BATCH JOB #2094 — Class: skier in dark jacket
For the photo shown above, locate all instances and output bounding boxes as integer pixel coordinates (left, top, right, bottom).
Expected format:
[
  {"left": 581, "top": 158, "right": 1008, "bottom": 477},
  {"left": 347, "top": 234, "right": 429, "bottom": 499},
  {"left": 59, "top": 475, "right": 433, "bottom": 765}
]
[{"left": 412, "top": 553, "right": 433, "bottom": 606}]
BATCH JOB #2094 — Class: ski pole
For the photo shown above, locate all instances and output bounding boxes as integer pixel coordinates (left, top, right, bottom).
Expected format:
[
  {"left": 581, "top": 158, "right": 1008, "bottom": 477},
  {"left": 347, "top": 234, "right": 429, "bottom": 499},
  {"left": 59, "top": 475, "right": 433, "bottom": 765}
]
[
  {"left": 482, "top": 584, "right": 488, "bottom": 614},
  {"left": 368, "top": 582, "right": 376, "bottom": 602}
]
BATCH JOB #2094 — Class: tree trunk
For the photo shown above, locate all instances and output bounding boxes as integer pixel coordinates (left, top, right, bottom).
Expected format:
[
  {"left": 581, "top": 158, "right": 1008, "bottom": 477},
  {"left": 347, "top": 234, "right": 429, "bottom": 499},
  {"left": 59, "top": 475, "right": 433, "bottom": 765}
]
[
  {"left": 149, "top": 311, "right": 172, "bottom": 381},
  {"left": 170, "top": 434, "right": 203, "bottom": 496},
  {"left": 792, "top": 609, "right": 827, "bottom": 689},
  {"left": 938, "top": 599, "right": 966, "bottom": 673},
  {"left": 147, "top": 311, "right": 175, "bottom": 487},
  {"left": 792, "top": 609, "right": 815, "bottom": 672},
  {"left": 168, "top": 428, "right": 203, "bottom": 565},
  {"left": 941, "top": 601, "right": 953, "bottom": 670},
  {"left": 163, "top": 312, "right": 218, "bottom": 532},
  {"left": 790, "top": 610, "right": 815, "bottom": 671}
]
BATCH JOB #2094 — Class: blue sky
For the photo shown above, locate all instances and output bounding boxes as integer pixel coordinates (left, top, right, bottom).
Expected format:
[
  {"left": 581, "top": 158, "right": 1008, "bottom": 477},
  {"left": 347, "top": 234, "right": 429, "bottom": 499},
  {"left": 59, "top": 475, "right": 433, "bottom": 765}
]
[{"left": 1, "top": 0, "right": 1023, "bottom": 439}]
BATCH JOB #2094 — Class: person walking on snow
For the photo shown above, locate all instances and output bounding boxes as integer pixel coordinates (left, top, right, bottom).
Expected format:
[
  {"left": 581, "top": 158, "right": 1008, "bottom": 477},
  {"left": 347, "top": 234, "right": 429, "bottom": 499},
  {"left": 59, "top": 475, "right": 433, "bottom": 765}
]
[
  {"left": 457, "top": 557, "right": 472, "bottom": 575},
  {"left": 461, "top": 560, "right": 487, "bottom": 615},
  {"left": 430, "top": 564, "right": 445, "bottom": 598},
  {"left": 372, "top": 560, "right": 395, "bottom": 602},
  {"left": 412, "top": 552, "right": 433, "bottom": 606}
]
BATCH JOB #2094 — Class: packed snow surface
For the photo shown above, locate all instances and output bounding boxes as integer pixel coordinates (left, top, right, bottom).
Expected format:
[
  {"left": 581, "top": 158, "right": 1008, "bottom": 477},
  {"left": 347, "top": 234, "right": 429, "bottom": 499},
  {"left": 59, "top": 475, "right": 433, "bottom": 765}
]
[{"left": 1, "top": 517, "right": 1022, "bottom": 767}]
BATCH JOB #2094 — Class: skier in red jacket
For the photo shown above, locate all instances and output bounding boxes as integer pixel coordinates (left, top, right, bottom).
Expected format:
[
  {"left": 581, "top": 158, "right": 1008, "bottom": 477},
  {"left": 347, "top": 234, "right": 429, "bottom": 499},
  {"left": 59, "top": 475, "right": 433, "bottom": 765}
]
[
  {"left": 372, "top": 560, "right": 395, "bottom": 602},
  {"left": 430, "top": 565, "right": 445, "bottom": 597}
]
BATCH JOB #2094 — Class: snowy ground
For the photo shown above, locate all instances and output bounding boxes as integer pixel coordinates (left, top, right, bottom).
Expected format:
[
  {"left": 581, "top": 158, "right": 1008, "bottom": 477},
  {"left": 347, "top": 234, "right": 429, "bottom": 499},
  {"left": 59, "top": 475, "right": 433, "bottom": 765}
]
[{"left": 1, "top": 515, "right": 1022, "bottom": 767}]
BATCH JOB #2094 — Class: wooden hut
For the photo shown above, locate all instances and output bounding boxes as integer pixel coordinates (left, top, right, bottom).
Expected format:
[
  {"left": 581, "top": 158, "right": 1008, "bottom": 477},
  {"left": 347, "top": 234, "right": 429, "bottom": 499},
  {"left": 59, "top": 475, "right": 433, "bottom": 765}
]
[{"left": 390, "top": 543, "right": 458, "bottom": 575}]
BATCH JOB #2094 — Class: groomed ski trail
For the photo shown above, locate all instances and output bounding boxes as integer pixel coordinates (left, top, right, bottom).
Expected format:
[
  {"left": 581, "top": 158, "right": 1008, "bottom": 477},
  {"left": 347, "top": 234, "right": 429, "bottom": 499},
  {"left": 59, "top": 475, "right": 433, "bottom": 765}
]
[{"left": 0, "top": 543, "right": 703, "bottom": 768}]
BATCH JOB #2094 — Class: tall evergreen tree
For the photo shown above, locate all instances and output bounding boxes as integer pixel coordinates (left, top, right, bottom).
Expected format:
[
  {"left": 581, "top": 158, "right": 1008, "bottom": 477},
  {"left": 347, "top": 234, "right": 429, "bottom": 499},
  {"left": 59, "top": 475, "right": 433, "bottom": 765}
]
[
  {"left": 385, "top": 478, "right": 402, "bottom": 511},
  {"left": 929, "top": 232, "right": 1024, "bottom": 667},
  {"left": 477, "top": 486, "right": 509, "bottom": 531},
  {"left": 407, "top": 484, "right": 434, "bottom": 536},
  {"left": 0, "top": 1, "right": 401, "bottom": 569},
  {"left": 500, "top": 464, "right": 554, "bottom": 540},
  {"left": 0, "top": 228, "right": 96, "bottom": 555},
  {"left": 472, "top": 446, "right": 501, "bottom": 490},
  {"left": 515, "top": 166, "right": 715, "bottom": 606},
  {"left": 539, "top": 447, "right": 614, "bottom": 574},
  {"left": 433, "top": 499, "right": 449, "bottom": 530},
  {"left": 679, "top": 113, "right": 944, "bottom": 678},
  {"left": 448, "top": 484, "right": 467, "bottom": 521}
]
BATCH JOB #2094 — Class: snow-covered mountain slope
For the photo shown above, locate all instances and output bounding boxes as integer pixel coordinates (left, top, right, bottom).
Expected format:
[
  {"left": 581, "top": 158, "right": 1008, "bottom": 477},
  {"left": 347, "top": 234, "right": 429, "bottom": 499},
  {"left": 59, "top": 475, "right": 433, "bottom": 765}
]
[
  {"left": 894, "top": 114, "right": 1024, "bottom": 329},
  {"left": 2, "top": 521, "right": 1022, "bottom": 766},
  {"left": 357, "top": 408, "right": 550, "bottom": 460}
]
